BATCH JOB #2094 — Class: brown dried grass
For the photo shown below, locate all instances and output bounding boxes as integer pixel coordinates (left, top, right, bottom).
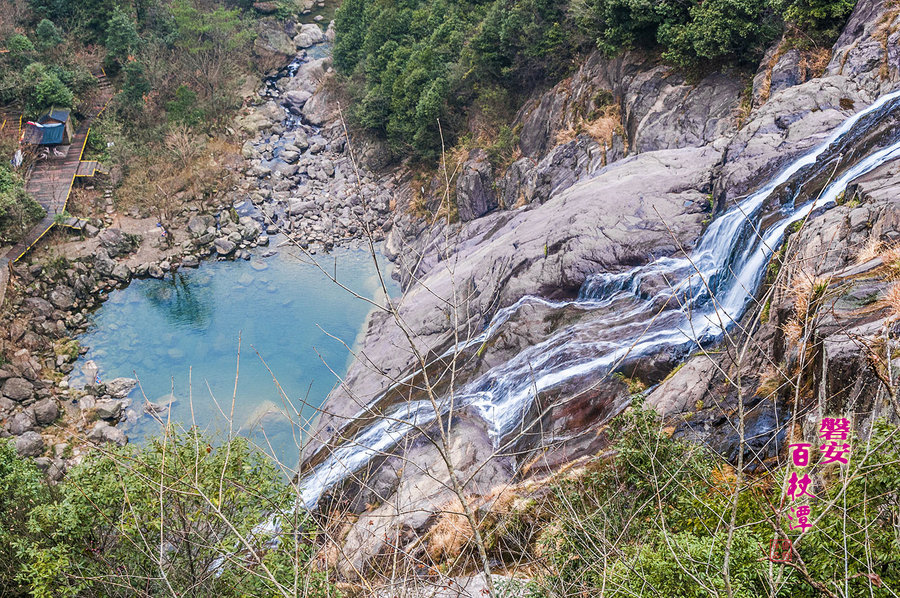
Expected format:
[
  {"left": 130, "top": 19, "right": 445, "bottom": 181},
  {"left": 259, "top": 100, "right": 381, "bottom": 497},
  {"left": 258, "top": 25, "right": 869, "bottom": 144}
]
[
  {"left": 755, "top": 365, "right": 785, "bottom": 399},
  {"left": 782, "top": 271, "right": 827, "bottom": 344},
  {"left": 554, "top": 105, "right": 622, "bottom": 148},
  {"left": 857, "top": 236, "right": 883, "bottom": 264},
  {"left": 880, "top": 242, "right": 900, "bottom": 273},
  {"left": 425, "top": 497, "right": 474, "bottom": 562},
  {"left": 880, "top": 282, "right": 900, "bottom": 321}
]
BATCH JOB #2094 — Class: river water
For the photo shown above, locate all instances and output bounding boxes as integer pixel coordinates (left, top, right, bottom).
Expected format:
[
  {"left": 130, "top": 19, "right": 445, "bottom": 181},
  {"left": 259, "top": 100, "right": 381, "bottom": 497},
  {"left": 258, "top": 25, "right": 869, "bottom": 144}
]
[{"left": 73, "top": 243, "right": 397, "bottom": 470}]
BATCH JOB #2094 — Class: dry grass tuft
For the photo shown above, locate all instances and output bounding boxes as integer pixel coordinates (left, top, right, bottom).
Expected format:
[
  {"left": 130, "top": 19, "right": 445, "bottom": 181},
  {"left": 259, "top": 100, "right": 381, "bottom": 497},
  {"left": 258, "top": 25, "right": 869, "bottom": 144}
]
[
  {"left": 880, "top": 282, "right": 900, "bottom": 321},
  {"left": 799, "top": 46, "right": 832, "bottom": 78},
  {"left": 425, "top": 498, "right": 474, "bottom": 562},
  {"left": 880, "top": 242, "right": 900, "bottom": 275},
  {"left": 554, "top": 104, "right": 622, "bottom": 149},
  {"left": 782, "top": 270, "right": 829, "bottom": 345},
  {"left": 857, "top": 236, "right": 882, "bottom": 264},
  {"left": 783, "top": 318, "right": 805, "bottom": 344},
  {"left": 755, "top": 366, "right": 785, "bottom": 398}
]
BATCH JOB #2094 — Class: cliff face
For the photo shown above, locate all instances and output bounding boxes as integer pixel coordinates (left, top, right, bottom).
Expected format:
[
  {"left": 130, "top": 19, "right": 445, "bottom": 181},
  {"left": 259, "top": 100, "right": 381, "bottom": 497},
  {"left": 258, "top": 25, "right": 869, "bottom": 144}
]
[{"left": 307, "top": 0, "right": 900, "bottom": 575}]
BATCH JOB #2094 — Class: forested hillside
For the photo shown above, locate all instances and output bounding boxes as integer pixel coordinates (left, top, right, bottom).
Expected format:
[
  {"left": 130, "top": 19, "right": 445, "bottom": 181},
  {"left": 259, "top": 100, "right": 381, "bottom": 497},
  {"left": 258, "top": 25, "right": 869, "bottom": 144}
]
[
  {"left": 0, "top": 0, "right": 286, "bottom": 243},
  {"left": 333, "top": 0, "right": 856, "bottom": 157}
]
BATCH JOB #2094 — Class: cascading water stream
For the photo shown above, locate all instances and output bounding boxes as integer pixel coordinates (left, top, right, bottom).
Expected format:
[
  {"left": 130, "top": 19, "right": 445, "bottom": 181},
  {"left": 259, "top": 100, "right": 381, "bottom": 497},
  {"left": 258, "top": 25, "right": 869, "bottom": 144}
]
[{"left": 298, "top": 89, "right": 900, "bottom": 509}]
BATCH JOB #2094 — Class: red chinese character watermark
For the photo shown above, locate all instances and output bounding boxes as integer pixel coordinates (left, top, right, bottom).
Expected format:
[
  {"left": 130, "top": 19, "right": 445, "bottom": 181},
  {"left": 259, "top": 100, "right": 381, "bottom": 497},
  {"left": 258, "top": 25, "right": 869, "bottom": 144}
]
[{"left": 767, "top": 539, "right": 793, "bottom": 562}]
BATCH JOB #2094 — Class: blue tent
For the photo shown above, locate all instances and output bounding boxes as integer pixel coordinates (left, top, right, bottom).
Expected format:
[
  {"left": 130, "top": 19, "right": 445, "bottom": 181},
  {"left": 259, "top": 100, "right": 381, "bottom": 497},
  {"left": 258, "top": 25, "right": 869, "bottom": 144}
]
[
  {"left": 22, "top": 106, "right": 74, "bottom": 145},
  {"left": 23, "top": 122, "right": 65, "bottom": 144}
]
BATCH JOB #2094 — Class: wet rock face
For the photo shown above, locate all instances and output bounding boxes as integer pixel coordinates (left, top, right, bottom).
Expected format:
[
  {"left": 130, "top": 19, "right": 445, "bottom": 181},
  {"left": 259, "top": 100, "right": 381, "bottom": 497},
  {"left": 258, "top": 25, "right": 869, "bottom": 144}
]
[
  {"left": 312, "top": 144, "right": 719, "bottom": 455},
  {"left": 456, "top": 149, "right": 498, "bottom": 221},
  {"left": 716, "top": 76, "right": 860, "bottom": 202}
]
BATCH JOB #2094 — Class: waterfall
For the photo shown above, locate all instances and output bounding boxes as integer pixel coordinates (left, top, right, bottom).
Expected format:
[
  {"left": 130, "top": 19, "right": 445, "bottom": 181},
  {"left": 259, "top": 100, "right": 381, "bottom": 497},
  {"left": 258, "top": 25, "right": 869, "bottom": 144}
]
[{"left": 299, "top": 89, "right": 900, "bottom": 509}]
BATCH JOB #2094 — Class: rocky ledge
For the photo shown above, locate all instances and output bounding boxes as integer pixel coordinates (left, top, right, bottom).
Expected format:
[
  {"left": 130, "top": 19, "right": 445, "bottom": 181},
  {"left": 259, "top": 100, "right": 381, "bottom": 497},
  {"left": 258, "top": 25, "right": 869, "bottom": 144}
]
[{"left": 303, "top": 0, "right": 900, "bottom": 577}]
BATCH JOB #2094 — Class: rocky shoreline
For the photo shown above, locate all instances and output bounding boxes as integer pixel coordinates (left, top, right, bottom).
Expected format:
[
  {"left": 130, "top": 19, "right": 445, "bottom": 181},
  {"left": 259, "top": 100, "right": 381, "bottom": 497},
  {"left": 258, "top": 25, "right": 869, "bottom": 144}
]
[{"left": 0, "top": 17, "right": 402, "bottom": 475}]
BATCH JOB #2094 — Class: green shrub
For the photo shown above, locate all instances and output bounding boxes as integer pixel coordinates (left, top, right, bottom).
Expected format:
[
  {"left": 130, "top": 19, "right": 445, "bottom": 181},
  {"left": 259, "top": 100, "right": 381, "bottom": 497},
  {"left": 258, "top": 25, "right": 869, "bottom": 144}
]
[
  {"left": 4, "top": 429, "right": 339, "bottom": 597},
  {"left": 537, "top": 403, "right": 900, "bottom": 598},
  {"left": 775, "top": 0, "right": 857, "bottom": 38},
  {"left": 334, "top": 0, "right": 580, "bottom": 158},
  {"left": 105, "top": 5, "right": 140, "bottom": 68},
  {"left": 35, "top": 19, "right": 63, "bottom": 51},
  {"left": 120, "top": 59, "right": 151, "bottom": 108},
  {"left": 0, "top": 166, "right": 45, "bottom": 244},
  {"left": 22, "top": 63, "right": 74, "bottom": 115},
  {"left": 6, "top": 33, "right": 35, "bottom": 57},
  {"left": 659, "top": 0, "right": 780, "bottom": 67},
  {"left": 0, "top": 441, "right": 49, "bottom": 595},
  {"left": 332, "top": 0, "right": 856, "bottom": 159},
  {"left": 166, "top": 84, "right": 205, "bottom": 126}
]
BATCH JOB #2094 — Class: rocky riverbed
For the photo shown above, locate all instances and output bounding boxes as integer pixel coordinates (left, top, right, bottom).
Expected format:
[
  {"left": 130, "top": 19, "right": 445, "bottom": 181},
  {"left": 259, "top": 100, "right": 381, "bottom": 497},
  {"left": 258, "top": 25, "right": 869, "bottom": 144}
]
[{"left": 0, "top": 17, "right": 403, "bottom": 474}]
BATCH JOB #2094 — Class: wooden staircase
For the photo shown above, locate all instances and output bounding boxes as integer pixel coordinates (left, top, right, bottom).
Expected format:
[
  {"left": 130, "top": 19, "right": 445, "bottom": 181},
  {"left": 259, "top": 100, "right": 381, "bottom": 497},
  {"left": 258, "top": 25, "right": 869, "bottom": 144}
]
[{"left": 0, "top": 69, "right": 115, "bottom": 309}]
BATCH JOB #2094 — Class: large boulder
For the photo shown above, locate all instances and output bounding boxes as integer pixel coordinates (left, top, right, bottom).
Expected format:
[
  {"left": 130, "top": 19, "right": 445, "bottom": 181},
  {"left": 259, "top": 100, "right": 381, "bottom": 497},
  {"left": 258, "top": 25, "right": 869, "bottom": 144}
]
[
  {"left": 94, "top": 399, "right": 124, "bottom": 421},
  {"left": 88, "top": 421, "right": 127, "bottom": 446},
  {"left": 282, "top": 57, "right": 328, "bottom": 95},
  {"left": 455, "top": 149, "right": 498, "bottom": 221},
  {"left": 282, "top": 90, "right": 311, "bottom": 114},
  {"left": 252, "top": 1, "right": 277, "bottom": 14},
  {"left": 106, "top": 377, "right": 137, "bottom": 399},
  {"left": 98, "top": 228, "right": 137, "bottom": 258},
  {"left": 253, "top": 20, "right": 295, "bottom": 71},
  {"left": 294, "top": 23, "right": 325, "bottom": 48},
  {"left": 15, "top": 431, "right": 44, "bottom": 457},
  {"left": 32, "top": 398, "right": 59, "bottom": 425},
  {"left": 646, "top": 356, "right": 720, "bottom": 416},
  {"left": 2, "top": 377, "right": 34, "bottom": 402},
  {"left": 301, "top": 86, "right": 338, "bottom": 126},
  {"left": 23, "top": 297, "right": 53, "bottom": 317},
  {"left": 187, "top": 214, "right": 214, "bottom": 237},
  {"left": 335, "top": 418, "right": 512, "bottom": 577},
  {"left": 8, "top": 411, "right": 35, "bottom": 435},
  {"left": 111, "top": 263, "right": 132, "bottom": 282},
  {"left": 235, "top": 101, "right": 283, "bottom": 135},
  {"left": 91, "top": 249, "right": 117, "bottom": 277},
  {"left": 214, "top": 238, "right": 236, "bottom": 256},
  {"left": 49, "top": 285, "right": 75, "bottom": 310}
]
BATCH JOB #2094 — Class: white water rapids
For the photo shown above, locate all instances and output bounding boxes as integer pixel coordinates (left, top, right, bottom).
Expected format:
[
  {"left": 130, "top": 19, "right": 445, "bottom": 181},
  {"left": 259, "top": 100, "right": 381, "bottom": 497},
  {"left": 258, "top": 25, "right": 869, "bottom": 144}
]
[{"left": 298, "top": 89, "right": 900, "bottom": 509}]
